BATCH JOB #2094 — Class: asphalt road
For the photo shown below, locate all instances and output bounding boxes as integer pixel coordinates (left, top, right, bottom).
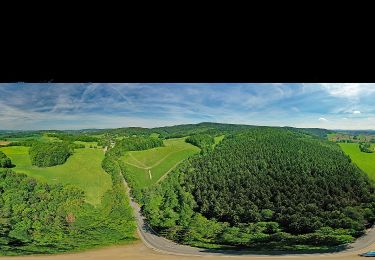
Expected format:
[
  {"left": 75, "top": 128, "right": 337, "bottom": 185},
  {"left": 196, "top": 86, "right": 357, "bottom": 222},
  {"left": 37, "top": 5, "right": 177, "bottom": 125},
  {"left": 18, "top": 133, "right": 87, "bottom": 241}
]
[{"left": 122, "top": 176, "right": 375, "bottom": 257}]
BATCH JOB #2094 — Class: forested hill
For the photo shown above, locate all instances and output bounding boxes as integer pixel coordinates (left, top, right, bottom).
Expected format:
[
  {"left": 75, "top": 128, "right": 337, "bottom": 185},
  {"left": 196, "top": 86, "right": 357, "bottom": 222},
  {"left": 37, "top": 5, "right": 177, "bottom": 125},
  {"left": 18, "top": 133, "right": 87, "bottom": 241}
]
[
  {"left": 0, "top": 123, "right": 334, "bottom": 141},
  {"left": 90, "top": 123, "right": 333, "bottom": 139},
  {"left": 283, "top": 127, "right": 334, "bottom": 138},
  {"left": 142, "top": 127, "right": 375, "bottom": 250}
]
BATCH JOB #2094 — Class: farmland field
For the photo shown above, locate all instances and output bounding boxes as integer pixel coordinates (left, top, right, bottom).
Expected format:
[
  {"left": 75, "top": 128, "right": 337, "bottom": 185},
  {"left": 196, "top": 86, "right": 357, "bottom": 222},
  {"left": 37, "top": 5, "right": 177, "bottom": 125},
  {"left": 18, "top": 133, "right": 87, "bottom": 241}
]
[
  {"left": 121, "top": 137, "right": 200, "bottom": 188},
  {"left": 339, "top": 143, "right": 375, "bottom": 181},
  {"left": 0, "top": 145, "right": 112, "bottom": 205}
]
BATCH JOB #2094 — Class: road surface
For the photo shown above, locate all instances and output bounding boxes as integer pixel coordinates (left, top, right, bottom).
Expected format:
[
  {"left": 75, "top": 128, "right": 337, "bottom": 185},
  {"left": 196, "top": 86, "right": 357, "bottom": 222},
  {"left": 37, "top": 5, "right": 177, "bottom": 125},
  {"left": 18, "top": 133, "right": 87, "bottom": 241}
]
[{"left": 122, "top": 176, "right": 375, "bottom": 257}]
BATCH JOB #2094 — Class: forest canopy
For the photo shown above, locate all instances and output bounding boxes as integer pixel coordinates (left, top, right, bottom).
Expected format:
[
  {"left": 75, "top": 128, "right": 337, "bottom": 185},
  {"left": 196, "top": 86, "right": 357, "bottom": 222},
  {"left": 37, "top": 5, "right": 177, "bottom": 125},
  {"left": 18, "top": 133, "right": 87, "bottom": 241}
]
[
  {"left": 142, "top": 128, "right": 375, "bottom": 250},
  {"left": 186, "top": 134, "right": 215, "bottom": 153},
  {"left": 0, "top": 169, "right": 136, "bottom": 255},
  {"left": 29, "top": 142, "right": 72, "bottom": 167}
]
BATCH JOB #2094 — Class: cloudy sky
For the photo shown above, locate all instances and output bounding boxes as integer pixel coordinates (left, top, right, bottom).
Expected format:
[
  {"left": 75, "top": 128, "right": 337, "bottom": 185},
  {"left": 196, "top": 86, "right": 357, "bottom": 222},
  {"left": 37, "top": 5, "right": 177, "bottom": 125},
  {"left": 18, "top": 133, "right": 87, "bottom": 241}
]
[{"left": 0, "top": 83, "right": 375, "bottom": 130}]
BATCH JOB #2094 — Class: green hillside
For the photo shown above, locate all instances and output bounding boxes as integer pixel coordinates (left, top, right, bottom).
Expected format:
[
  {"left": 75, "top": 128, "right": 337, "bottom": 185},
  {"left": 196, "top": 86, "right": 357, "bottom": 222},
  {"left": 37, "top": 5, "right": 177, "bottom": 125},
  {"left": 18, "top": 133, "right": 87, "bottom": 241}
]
[
  {"left": 0, "top": 146, "right": 112, "bottom": 205},
  {"left": 339, "top": 143, "right": 375, "bottom": 181},
  {"left": 120, "top": 138, "right": 200, "bottom": 189}
]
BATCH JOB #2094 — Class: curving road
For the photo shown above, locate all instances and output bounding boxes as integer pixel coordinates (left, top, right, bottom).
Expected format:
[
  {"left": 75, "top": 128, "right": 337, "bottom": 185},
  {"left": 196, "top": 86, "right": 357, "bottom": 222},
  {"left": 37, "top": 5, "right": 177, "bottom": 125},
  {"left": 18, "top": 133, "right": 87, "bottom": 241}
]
[{"left": 122, "top": 177, "right": 375, "bottom": 257}]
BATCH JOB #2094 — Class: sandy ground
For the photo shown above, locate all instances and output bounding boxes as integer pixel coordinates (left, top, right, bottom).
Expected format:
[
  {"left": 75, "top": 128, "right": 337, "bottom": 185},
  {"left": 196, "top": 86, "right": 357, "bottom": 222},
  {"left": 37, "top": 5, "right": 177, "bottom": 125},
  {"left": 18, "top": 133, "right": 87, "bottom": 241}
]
[
  {"left": 1, "top": 240, "right": 374, "bottom": 260},
  {"left": 0, "top": 141, "right": 10, "bottom": 146}
]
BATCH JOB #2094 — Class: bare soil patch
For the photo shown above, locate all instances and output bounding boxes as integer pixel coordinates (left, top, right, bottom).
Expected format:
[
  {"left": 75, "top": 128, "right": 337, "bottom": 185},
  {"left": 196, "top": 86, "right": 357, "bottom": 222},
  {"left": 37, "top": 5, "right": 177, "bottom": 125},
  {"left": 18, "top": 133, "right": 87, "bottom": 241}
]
[
  {"left": 0, "top": 140, "right": 10, "bottom": 146},
  {"left": 0, "top": 241, "right": 373, "bottom": 260}
]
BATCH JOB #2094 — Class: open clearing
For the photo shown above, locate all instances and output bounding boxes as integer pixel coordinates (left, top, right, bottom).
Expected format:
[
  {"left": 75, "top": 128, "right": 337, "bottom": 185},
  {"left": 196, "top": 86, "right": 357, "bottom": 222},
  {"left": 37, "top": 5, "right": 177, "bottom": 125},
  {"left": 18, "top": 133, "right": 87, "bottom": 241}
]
[
  {"left": 0, "top": 140, "right": 11, "bottom": 146},
  {"left": 0, "top": 146, "right": 112, "bottom": 205},
  {"left": 74, "top": 140, "right": 100, "bottom": 148},
  {"left": 121, "top": 138, "right": 200, "bottom": 188},
  {"left": 339, "top": 143, "right": 375, "bottom": 181},
  {"left": 213, "top": 135, "right": 225, "bottom": 148}
]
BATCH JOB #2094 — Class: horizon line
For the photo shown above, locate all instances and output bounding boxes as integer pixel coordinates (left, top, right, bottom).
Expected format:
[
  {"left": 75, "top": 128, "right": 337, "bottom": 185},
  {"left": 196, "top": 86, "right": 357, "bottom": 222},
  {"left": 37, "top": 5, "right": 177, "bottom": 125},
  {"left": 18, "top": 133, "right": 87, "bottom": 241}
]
[{"left": 0, "top": 122, "right": 375, "bottom": 132}]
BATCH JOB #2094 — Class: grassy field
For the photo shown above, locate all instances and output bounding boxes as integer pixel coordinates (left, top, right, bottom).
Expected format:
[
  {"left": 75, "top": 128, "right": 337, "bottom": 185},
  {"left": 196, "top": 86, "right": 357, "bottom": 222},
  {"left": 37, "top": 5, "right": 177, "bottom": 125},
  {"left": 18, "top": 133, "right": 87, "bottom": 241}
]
[
  {"left": 213, "top": 135, "right": 225, "bottom": 148},
  {"left": 74, "top": 140, "right": 100, "bottom": 148},
  {"left": 339, "top": 143, "right": 375, "bottom": 181},
  {"left": 121, "top": 138, "right": 200, "bottom": 188},
  {"left": 0, "top": 146, "right": 112, "bottom": 205}
]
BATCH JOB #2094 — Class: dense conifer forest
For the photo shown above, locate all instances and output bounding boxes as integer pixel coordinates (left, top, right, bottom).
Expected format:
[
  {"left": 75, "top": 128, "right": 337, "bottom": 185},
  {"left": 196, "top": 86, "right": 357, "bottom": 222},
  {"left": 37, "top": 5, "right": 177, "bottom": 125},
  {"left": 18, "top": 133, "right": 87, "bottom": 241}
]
[{"left": 142, "top": 128, "right": 375, "bottom": 249}]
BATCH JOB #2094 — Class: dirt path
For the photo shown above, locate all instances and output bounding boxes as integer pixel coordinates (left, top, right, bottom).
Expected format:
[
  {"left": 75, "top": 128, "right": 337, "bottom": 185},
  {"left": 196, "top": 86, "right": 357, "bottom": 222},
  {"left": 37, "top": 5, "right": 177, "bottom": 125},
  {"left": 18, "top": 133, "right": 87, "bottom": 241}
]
[
  {"left": 129, "top": 153, "right": 149, "bottom": 168},
  {"left": 156, "top": 158, "right": 188, "bottom": 184},
  {"left": 125, "top": 147, "right": 190, "bottom": 170},
  {"left": 1, "top": 236, "right": 373, "bottom": 260}
]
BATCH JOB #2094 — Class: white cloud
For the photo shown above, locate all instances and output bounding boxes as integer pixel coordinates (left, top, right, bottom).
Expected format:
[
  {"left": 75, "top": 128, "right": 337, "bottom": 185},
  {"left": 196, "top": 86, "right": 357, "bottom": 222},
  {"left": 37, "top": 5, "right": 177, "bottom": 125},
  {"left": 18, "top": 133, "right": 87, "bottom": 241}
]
[
  {"left": 353, "top": 110, "right": 361, "bottom": 114},
  {"left": 291, "top": 107, "right": 300, "bottom": 112},
  {"left": 320, "top": 83, "right": 375, "bottom": 99},
  {"left": 318, "top": 117, "right": 328, "bottom": 122}
]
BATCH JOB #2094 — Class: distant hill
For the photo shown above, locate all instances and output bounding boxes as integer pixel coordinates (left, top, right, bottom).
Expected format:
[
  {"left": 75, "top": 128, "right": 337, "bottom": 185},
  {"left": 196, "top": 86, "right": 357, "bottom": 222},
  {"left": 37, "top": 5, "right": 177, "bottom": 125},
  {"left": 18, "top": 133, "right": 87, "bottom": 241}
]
[
  {"left": 335, "top": 129, "right": 375, "bottom": 135},
  {"left": 1, "top": 123, "right": 336, "bottom": 140},
  {"left": 92, "top": 123, "right": 334, "bottom": 139}
]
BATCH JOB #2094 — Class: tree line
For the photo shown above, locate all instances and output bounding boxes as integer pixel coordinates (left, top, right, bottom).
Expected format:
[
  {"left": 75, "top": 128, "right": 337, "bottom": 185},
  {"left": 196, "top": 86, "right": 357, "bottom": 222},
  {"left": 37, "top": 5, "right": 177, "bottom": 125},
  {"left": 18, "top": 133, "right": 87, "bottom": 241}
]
[
  {"left": 186, "top": 134, "right": 215, "bottom": 154},
  {"left": 45, "top": 133, "right": 99, "bottom": 143},
  {"left": 359, "top": 142, "right": 373, "bottom": 153}
]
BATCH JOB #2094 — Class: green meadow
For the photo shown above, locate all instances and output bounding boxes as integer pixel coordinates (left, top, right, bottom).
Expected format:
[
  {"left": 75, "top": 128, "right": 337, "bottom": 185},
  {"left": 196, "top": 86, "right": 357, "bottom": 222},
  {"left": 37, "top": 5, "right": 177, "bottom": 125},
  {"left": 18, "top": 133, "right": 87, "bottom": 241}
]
[
  {"left": 121, "top": 138, "right": 200, "bottom": 188},
  {"left": 0, "top": 145, "right": 112, "bottom": 205},
  {"left": 213, "top": 135, "right": 225, "bottom": 148},
  {"left": 339, "top": 143, "right": 375, "bottom": 181},
  {"left": 74, "top": 140, "right": 100, "bottom": 148}
]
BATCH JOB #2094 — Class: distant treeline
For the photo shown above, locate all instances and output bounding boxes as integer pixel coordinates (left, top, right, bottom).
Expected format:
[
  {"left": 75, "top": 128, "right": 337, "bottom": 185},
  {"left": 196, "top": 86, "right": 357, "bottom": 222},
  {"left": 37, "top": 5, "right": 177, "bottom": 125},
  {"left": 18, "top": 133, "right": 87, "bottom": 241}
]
[
  {"left": 1, "top": 123, "right": 333, "bottom": 143},
  {"left": 92, "top": 123, "right": 332, "bottom": 141},
  {"left": 359, "top": 143, "right": 373, "bottom": 153},
  {"left": 186, "top": 134, "right": 215, "bottom": 154},
  {"left": 284, "top": 127, "right": 334, "bottom": 138},
  {"left": 45, "top": 133, "right": 98, "bottom": 143},
  {"left": 109, "top": 136, "right": 163, "bottom": 157},
  {"left": 337, "top": 130, "right": 375, "bottom": 136}
]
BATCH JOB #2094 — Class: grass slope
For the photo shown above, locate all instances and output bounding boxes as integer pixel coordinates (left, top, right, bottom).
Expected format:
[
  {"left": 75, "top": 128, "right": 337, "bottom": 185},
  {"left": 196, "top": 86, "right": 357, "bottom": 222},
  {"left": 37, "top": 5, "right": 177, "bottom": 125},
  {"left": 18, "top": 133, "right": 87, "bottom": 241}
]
[
  {"left": 339, "top": 143, "right": 375, "bottom": 181},
  {"left": 0, "top": 146, "right": 112, "bottom": 205},
  {"left": 74, "top": 140, "right": 100, "bottom": 148},
  {"left": 121, "top": 138, "right": 200, "bottom": 188},
  {"left": 213, "top": 135, "right": 225, "bottom": 148}
]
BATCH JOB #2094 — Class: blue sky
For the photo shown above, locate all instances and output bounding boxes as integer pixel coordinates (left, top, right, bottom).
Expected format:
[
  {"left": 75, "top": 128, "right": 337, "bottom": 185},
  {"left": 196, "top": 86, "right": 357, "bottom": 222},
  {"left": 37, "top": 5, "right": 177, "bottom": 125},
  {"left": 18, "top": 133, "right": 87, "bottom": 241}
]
[{"left": 1, "top": 83, "right": 375, "bottom": 130}]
